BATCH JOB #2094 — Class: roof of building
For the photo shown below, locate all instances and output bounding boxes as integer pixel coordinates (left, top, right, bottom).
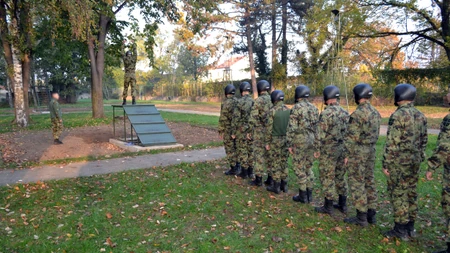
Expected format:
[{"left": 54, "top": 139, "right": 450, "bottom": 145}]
[{"left": 213, "top": 56, "right": 246, "bottom": 70}]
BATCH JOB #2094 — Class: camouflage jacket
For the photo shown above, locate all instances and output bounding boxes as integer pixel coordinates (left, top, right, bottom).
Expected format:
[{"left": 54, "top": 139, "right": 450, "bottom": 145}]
[
  {"left": 49, "top": 99, "right": 62, "bottom": 120},
  {"left": 266, "top": 101, "right": 290, "bottom": 143},
  {"left": 124, "top": 43, "right": 137, "bottom": 77},
  {"left": 232, "top": 94, "right": 254, "bottom": 134},
  {"left": 218, "top": 96, "right": 238, "bottom": 135},
  {"left": 344, "top": 101, "right": 381, "bottom": 154},
  {"left": 248, "top": 92, "right": 272, "bottom": 138},
  {"left": 382, "top": 102, "right": 428, "bottom": 168},
  {"left": 428, "top": 113, "right": 450, "bottom": 172},
  {"left": 286, "top": 98, "right": 319, "bottom": 148},
  {"left": 317, "top": 102, "right": 349, "bottom": 149}
]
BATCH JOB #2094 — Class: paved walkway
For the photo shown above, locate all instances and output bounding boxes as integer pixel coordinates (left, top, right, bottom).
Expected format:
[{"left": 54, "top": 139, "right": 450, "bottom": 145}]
[
  {"left": 158, "top": 108, "right": 220, "bottom": 116},
  {"left": 0, "top": 147, "right": 226, "bottom": 187}
]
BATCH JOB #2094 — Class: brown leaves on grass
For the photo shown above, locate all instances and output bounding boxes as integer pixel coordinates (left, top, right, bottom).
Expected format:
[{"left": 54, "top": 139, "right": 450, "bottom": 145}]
[
  {"left": 106, "top": 212, "right": 113, "bottom": 219},
  {"left": 105, "top": 237, "right": 117, "bottom": 248}
]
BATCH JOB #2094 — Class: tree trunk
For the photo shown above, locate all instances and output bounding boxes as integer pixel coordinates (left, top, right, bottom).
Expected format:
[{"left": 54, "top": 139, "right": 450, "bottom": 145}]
[
  {"left": 440, "top": 0, "right": 450, "bottom": 61},
  {"left": 22, "top": 53, "right": 31, "bottom": 115},
  {"left": 271, "top": 0, "right": 277, "bottom": 69},
  {"left": 245, "top": 8, "right": 257, "bottom": 99},
  {"left": 88, "top": 14, "right": 110, "bottom": 118},
  {"left": 0, "top": 0, "right": 13, "bottom": 109},
  {"left": 281, "top": 0, "right": 288, "bottom": 73},
  {"left": 12, "top": 44, "right": 27, "bottom": 127}
]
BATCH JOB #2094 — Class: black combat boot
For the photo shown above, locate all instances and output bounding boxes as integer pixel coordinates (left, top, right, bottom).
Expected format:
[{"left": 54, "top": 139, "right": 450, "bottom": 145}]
[
  {"left": 132, "top": 97, "right": 136, "bottom": 105},
  {"left": 224, "top": 165, "right": 237, "bottom": 175},
  {"left": 315, "top": 198, "right": 334, "bottom": 215},
  {"left": 306, "top": 188, "right": 313, "bottom": 203},
  {"left": 433, "top": 242, "right": 450, "bottom": 253},
  {"left": 266, "top": 181, "right": 281, "bottom": 194},
  {"left": 264, "top": 175, "right": 273, "bottom": 186},
  {"left": 54, "top": 139, "right": 63, "bottom": 145},
  {"left": 280, "top": 180, "right": 288, "bottom": 193},
  {"left": 237, "top": 167, "right": 248, "bottom": 179},
  {"left": 293, "top": 189, "right": 308, "bottom": 203},
  {"left": 234, "top": 162, "right": 242, "bottom": 175},
  {"left": 406, "top": 220, "right": 417, "bottom": 238},
  {"left": 249, "top": 176, "right": 262, "bottom": 186},
  {"left": 383, "top": 222, "right": 409, "bottom": 241},
  {"left": 247, "top": 167, "right": 254, "bottom": 178},
  {"left": 333, "top": 195, "right": 348, "bottom": 214},
  {"left": 367, "top": 209, "right": 376, "bottom": 224},
  {"left": 344, "top": 210, "right": 368, "bottom": 227},
  {"left": 122, "top": 98, "right": 126, "bottom": 105}
]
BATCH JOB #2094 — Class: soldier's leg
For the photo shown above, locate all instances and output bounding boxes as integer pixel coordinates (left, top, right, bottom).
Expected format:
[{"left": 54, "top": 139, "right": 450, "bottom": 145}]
[
  {"left": 131, "top": 77, "right": 136, "bottom": 99},
  {"left": 51, "top": 118, "right": 58, "bottom": 140},
  {"left": 335, "top": 147, "right": 348, "bottom": 196},
  {"left": 56, "top": 120, "right": 63, "bottom": 140},
  {"left": 347, "top": 156, "right": 367, "bottom": 212},
  {"left": 365, "top": 149, "right": 378, "bottom": 210},
  {"left": 293, "top": 148, "right": 308, "bottom": 192},
  {"left": 123, "top": 77, "right": 130, "bottom": 100},
  {"left": 252, "top": 139, "right": 265, "bottom": 177},
  {"left": 267, "top": 137, "right": 283, "bottom": 194},
  {"left": 237, "top": 134, "right": 248, "bottom": 168},
  {"left": 279, "top": 137, "right": 289, "bottom": 192},
  {"left": 247, "top": 138, "right": 254, "bottom": 168},
  {"left": 319, "top": 151, "right": 337, "bottom": 201},
  {"left": 223, "top": 134, "right": 236, "bottom": 167},
  {"left": 407, "top": 163, "right": 420, "bottom": 221},
  {"left": 389, "top": 167, "right": 410, "bottom": 224}
]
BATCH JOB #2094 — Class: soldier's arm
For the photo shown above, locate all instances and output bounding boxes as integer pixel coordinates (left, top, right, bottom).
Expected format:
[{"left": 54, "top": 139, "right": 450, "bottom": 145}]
[
  {"left": 218, "top": 104, "right": 226, "bottom": 134},
  {"left": 229, "top": 100, "right": 238, "bottom": 136},
  {"left": 382, "top": 112, "right": 403, "bottom": 169},
  {"left": 132, "top": 43, "right": 137, "bottom": 62},
  {"left": 248, "top": 101, "right": 259, "bottom": 134},
  {"left": 344, "top": 112, "right": 361, "bottom": 155},
  {"left": 231, "top": 99, "right": 241, "bottom": 133},
  {"left": 420, "top": 115, "right": 428, "bottom": 161},
  {"left": 266, "top": 109, "right": 274, "bottom": 144},
  {"left": 286, "top": 108, "right": 299, "bottom": 148}
]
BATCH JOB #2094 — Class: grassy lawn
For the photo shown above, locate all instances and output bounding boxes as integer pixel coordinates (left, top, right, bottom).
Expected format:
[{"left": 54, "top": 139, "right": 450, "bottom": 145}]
[{"left": 0, "top": 135, "right": 447, "bottom": 252}]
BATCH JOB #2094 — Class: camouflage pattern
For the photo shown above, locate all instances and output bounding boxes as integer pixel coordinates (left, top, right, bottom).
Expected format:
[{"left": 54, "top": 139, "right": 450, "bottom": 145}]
[
  {"left": 382, "top": 102, "right": 427, "bottom": 224},
  {"left": 287, "top": 98, "right": 319, "bottom": 191},
  {"left": 233, "top": 94, "right": 254, "bottom": 168},
  {"left": 219, "top": 95, "right": 238, "bottom": 167},
  {"left": 428, "top": 113, "right": 450, "bottom": 242},
  {"left": 248, "top": 92, "right": 272, "bottom": 176},
  {"left": 317, "top": 102, "right": 349, "bottom": 200},
  {"left": 266, "top": 101, "right": 290, "bottom": 181},
  {"left": 344, "top": 101, "right": 381, "bottom": 212},
  {"left": 123, "top": 43, "right": 137, "bottom": 99},
  {"left": 49, "top": 98, "right": 63, "bottom": 139}
]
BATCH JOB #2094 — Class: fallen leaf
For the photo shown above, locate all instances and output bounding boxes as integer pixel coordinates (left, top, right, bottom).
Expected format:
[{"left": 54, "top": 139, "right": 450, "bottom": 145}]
[
  {"left": 106, "top": 213, "right": 113, "bottom": 219},
  {"left": 272, "top": 236, "right": 283, "bottom": 242},
  {"left": 224, "top": 246, "right": 230, "bottom": 250}
]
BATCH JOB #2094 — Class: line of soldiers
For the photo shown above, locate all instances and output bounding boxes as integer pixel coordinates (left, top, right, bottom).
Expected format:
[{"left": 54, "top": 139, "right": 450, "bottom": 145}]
[{"left": 218, "top": 80, "right": 450, "bottom": 252}]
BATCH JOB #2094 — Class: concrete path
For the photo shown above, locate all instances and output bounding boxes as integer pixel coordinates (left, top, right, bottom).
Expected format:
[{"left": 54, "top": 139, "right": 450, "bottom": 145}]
[
  {"left": 0, "top": 147, "right": 226, "bottom": 187},
  {"left": 379, "top": 125, "right": 440, "bottom": 135},
  {"left": 158, "top": 108, "right": 220, "bottom": 117}
]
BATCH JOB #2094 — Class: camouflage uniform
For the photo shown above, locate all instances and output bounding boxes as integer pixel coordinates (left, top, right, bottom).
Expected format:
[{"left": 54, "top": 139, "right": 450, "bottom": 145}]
[
  {"left": 428, "top": 113, "right": 450, "bottom": 242},
  {"left": 317, "top": 102, "right": 349, "bottom": 201},
  {"left": 233, "top": 94, "right": 254, "bottom": 169},
  {"left": 219, "top": 95, "right": 238, "bottom": 167},
  {"left": 49, "top": 98, "right": 63, "bottom": 140},
  {"left": 248, "top": 91, "right": 272, "bottom": 177},
  {"left": 344, "top": 101, "right": 381, "bottom": 212},
  {"left": 382, "top": 102, "right": 427, "bottom": 224},
  {"left": 266, "top": 101, "right": 290, "bottom": 181},
  {"left": 287, "top": 98, "right": 319, "bottom": 191},
  {"left": 123, "top": 43, "right": 137, "bottom": 99}
]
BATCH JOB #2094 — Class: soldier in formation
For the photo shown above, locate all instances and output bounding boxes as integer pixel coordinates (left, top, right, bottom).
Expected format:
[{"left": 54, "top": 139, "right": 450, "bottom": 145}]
[
  {"left": 287, "top": 85, "right": 318, "bottom": 203},
  {"left": 49, "top": 92, "right": 63, "bottom": 145},
  {"left": 219, "top": 84, "right": 239, "bottom": 176},
  {"left": 265, "top": 90, "right": 291, "bottom": 194},
  {"left": 382, "top": 84, "right": 427, "bottom": 241},
  {"left": 343, "top": 83, "right": 381, "bottom": 227}
]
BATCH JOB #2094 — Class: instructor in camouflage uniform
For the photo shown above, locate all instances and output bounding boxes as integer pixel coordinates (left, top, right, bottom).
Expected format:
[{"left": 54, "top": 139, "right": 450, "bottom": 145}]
[
  {"left": 49, "top": 92, "right": 63, "bottom": 145},
  {"left": 315, "top": 85, "right": 349, "bottom": 216},
  {"left": 427, "top": 105, "right": 450, "bottom": 253},
  {"left": 219, "top": 84, "right": 239, "bottom": 175},
  {"left": 287, "top": 85, "right": 319, "bottom": 203},
  {"left": 265, "top": 90, "right": 291, "bottom": 194},
  {"left": 249, "top": 80, "right": 272, "bottom": 186},
  {"left": 343, "top": 83, "right": 381, "bottom": 227},
  {"left": 234, "top": 82, "right": 255, "bottom": 179},
  {"left": 122, "top": 40, "right": 137, "bottom": 105},
  {"left": 382, "top": 83, "right": 427, "bottom": 241}
]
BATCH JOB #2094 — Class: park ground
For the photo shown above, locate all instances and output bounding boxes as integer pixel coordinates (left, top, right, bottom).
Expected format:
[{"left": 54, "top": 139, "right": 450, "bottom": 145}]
[{"left": 0, "top": 99, "right": 449, "bottom": 252}]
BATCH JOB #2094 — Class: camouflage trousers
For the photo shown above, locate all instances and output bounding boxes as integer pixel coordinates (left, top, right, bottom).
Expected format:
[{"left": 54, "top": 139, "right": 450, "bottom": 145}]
[
  {"left": 441, "top": 163, "right": 450, "bottom": 242},
  {"left": 253, "top": 135, "right": 268, "bottom": 177},
  {"left": 267, "top": 136, "right": 289, "bottom": 181},
  {"left": 223, "top": 133, "right": 237, "bottom": 167},
  {"left": 386, "top": 163, "right": 420, "bottom": 224},
  {"left": 292, "top": 144, "right": 315, "bottom": 191},
  {"left": 236, "top": 133, "right": 253, "bottom": 168},
  {"left": 51, "top": 118, "right": 63, "bottom": 140},
  {"left": 347, "top": 146, "right": 378, "bottom": 212},
  {"left": 318, "top": 145, "right": 347, "bottom": 201},
  {"left": 123, "top": 76, "right": 136, "bottom": 99}
]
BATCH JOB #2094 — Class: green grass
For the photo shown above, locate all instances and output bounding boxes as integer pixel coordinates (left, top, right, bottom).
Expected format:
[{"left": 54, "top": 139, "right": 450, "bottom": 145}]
[{"left": 0, "top": 135, "right": 447, "bottom": 252}]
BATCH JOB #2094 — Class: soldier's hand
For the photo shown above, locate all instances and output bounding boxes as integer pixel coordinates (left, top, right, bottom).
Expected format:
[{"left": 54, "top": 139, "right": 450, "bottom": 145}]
[
  {"left": 314, "top": 152, "right": 320, "bottom": 158},
  {"left": 344, "top": 157, "right": 348, "bottom": 165},
  {"left": 426, "top": 171, "right": 433, "bottom": 181},
  {"left": 59, "top": 119, "right": 63, "bottom": 123},
  {"left": 265, "top": 145, "right": 270, "bottom": 151},
  {"left": 288, "top": 147, "right": 293, "bottom": 155},
  {"left": 231, "top": 135, "right": 236, "bottom": 139},
  {"left": 383, "top": 168, "right": 390, "bottom": 177},
  {"left": 219, "top": 134, "right": 223, "bottom": 140},
  {"left": 246, "top": 133, "right": 252, "bottom": 140}
]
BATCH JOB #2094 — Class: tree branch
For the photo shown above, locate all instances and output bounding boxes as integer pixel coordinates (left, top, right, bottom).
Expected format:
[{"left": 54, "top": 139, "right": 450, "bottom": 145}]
[
  {"left": 113, "top": 0, "right": 128, "bottom": 15},
  {"left": 354, "top": 28, "right": 446, "bottom": 47}
]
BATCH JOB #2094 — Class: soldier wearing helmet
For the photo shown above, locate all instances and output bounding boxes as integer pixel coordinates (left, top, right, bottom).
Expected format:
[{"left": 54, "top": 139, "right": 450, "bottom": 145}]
[
  {"left": 287, "top": 85, "right": 319, "bottom": 203},
  {"left": 265, "top": 90, "right": 291, "bottom": 194},
  {"left": 342, "top": 83, "right": 381, "bottom": 227},
  {"left": 248, "top": 80, "right": 273, "bottom": 186},
  {"left": 233, "top": 82, "right": 255, "bottom": 179},
  {"left": 219, "top": 84, "right": 240, "bottom": 176},
  {"left": 122, "top": 39, "right": 137, "bottom": 105},
  {"left": 314, "top": 85, "right": 349, "bottom": 216},
  {"left": 382, "top": 84, "right": 427, "bottom": 241}
]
